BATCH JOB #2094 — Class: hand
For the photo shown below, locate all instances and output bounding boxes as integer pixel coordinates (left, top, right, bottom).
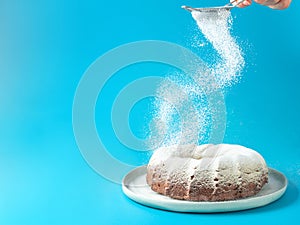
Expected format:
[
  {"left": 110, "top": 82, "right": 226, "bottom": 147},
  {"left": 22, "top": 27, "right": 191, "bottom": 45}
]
[{"left": 236, "top": 0, "right": 292, "bottom": 10}]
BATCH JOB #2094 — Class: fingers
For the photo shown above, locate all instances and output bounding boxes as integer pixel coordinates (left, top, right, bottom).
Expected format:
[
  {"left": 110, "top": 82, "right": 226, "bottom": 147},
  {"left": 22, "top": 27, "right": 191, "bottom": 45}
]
[
  {"left": 254, "top": 0, "right": 280, "bottom": 6},
  {"left": 240, "top": 0, "right": 252, "bottom": 8},
  {"left": 268, "top": 0, "right": 292, "bottom": 9},
  {"left": 234, "top": 0, "right": 252, "bottom": 8},
  {"left": 234, "top": 0, "right": 292, "bottom": 9},
  {"left": 254, "top": 0, "right": 291, "bottom": 9}
]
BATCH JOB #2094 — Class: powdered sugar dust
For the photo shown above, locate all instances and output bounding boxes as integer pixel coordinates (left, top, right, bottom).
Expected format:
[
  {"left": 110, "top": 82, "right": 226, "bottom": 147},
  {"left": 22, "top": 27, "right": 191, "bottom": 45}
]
[{"left": 147, "top": 9, "right": 245, "bottom": 149}]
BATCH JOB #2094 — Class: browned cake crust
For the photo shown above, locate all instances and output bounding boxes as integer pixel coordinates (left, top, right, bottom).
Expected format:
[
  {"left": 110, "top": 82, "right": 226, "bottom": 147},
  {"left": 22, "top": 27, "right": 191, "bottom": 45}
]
[{"left": 147, "top": 166, "right": 268, "bottom": 201}]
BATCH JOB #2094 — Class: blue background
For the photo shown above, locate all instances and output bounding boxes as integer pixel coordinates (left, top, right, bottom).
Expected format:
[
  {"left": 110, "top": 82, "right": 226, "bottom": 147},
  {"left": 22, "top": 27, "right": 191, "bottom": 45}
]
[{"left": 0, "top": 0, "right": 299, "bottom": 224}]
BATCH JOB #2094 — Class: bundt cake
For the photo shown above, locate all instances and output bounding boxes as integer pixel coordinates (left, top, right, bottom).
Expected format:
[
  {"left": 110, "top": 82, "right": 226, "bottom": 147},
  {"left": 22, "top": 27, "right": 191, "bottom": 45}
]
[{"left": 146, "top": 144, "right": 268, "bottom": 201}]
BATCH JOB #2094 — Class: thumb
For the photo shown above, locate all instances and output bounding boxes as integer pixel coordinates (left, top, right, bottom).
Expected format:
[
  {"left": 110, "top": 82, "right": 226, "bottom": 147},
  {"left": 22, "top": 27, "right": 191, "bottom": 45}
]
[{"left": 234, "top": 0, "right": 252, "bottom": 8}]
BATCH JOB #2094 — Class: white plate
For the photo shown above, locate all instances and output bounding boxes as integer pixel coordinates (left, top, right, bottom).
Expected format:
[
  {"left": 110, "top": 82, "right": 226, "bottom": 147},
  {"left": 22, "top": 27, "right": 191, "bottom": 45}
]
[{"left": 122, "top": 166, "right": 287, "bottom": 213}]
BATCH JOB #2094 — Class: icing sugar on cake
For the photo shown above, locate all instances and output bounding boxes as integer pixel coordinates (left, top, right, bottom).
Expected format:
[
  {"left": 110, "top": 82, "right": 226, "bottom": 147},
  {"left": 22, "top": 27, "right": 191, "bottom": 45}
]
[{"left": 146, "top": 144, "right": 268, "bottom": 201}]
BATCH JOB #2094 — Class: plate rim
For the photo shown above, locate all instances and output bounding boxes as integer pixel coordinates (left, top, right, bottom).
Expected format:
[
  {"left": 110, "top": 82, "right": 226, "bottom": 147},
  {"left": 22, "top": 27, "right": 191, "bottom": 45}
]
[{"left": 122, "top": 165, "right": 288, "bottom": 213}]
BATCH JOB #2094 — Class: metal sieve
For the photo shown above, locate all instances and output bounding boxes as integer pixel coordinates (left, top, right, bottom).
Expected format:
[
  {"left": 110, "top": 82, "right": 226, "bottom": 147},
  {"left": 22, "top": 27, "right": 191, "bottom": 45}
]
[{"left": 182, "top": 0, "right": 246, "bottom": 13}]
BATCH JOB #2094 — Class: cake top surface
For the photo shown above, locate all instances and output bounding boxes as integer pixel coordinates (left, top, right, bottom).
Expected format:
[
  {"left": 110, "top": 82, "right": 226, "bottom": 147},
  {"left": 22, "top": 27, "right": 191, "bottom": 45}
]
[{"left": 148, "top": 144, "right": 267, "bottom": 174}]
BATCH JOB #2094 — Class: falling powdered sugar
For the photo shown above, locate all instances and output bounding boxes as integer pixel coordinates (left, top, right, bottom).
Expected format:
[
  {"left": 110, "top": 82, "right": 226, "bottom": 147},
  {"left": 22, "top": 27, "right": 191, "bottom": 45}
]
[
  {"left": 192, "top": 9, "right": 245, "bottom": 88},
  {"left": 147, "top": 9, "right": 245, "bottom": 149},
  {"left": 147, "top": 75, "right": 210, "bottom": 149}
]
